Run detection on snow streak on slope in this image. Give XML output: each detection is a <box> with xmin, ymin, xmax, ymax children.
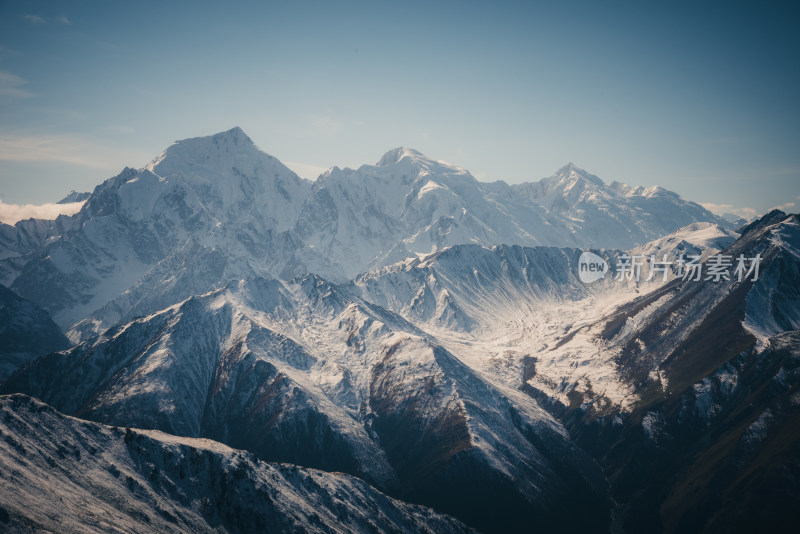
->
<box><xmin>0</xmin><ymin>394</ymin><xmax>473</xmax><ymax>534</ymax></box>
<box><xmin>2</xmin><ymin>274</ymin><xmax>611</xmax><ymax>532</ymax></box>
<box><xmin>630</xmin><ymin>221</ymin><xmax>737</xmax><ymax>261</ymax></box>
<box><xmin>350</xmin><ymin>221</ymin><xmax>747</xmax><ymax>414</ymax></box>
<box><xmin>351</xmin><ymin>243</ymin><xmax>651</xmax><ymax>411</ymax></box>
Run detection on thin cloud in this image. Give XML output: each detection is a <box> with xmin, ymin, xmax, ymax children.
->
<box><xmin>57</xmin><ymin>16</ymin><xmax>71</xmax><ymax>25</ymax></box>
<box><xmin>770</xmin><ymin>196</ymin><xmax>800</xmax><ymax>213</ymax></box>
<box><xmin>0</xmin><ymin>70</ymin><xmax>33</xmax><ymax>98</ymax></box>
<box><xmin>700</xmin><ymin>202</ymin><xmax>758</xmax><ymax>220</ymax></box>
<box><xmin>22</xmin><ymin>14</ymin><xmax>45</xmax><ymax>24</ymax></box>
<box><xmin>0</xmin><ymin>199</ymin><xmax>85</xmax><ymax>225</ymax></box>
<box><xmin>0</xmin><ymin>133</ymin><xmax>150</xmax><ymax>170</ymax></box>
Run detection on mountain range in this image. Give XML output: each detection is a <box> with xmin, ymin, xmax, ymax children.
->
<box><xmin>1</xmin><ymin>127</ymin><xmax>731</xmax><ymax>340</ymax></box>
<box><xmin>0</xmin><ymin>127</ymin><xmax>797</xmax><ymax>533</ymax></box>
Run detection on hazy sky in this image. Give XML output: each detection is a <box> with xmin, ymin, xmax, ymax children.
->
<box><xmin>0</xmin><ymin>0</ymin><xmax>798</xmax><ymax>219</ymax></box>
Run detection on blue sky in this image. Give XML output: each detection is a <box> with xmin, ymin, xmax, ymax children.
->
<box><xmin>0</xmin><ymin>0</ymin><xmax>798</xmax><ymax>220</ymax></box>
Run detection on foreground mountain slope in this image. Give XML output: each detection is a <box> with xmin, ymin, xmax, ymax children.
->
<box><xmin>522</xmin><ymin>211</ymin><xmax>800</xmax><ymax>533</ymax></box>
<box><xmin>596</xmin><ymin>329</ymin><xmax>800</xmax><ymax>534</ymax></box>
<box><xmin>345</xmin><ymin>211</ymin><xmax>799</xmax><ymax>532</ymax></box>
<box><xmin>2</xmin><ymin>275</ymin><xmax>611</xmax><ymax>532</ymax></box>
<box><xmin>0</xmin><ymin>394</ymin><xmax>473</xmax><ymax>533</ymax></box>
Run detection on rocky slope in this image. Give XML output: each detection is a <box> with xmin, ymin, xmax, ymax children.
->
<box><xmin>2</xmin><ymin>274</ymin><xmax>611</xmax><ymax>532</ymax></box>
<box><xmin>0</xmin><ymin>393</ymin><xmax>473</xmax><ymax>533</ymax></box>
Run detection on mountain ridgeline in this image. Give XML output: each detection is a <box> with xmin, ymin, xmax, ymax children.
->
<box><xmin>2</xmin><ymin>127</ymin><xmax>729</xmax><ymax>338</ymax></box>
<box><xmin>1</xmin><ymin>127</ymin><xmax>797</xmax><ymax>533</ymax></box>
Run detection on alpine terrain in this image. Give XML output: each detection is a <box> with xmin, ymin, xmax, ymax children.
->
<box><xmin>1</xmin><ymin>127</ymin><xmax>797</xmax><ymax>533</ymax></box>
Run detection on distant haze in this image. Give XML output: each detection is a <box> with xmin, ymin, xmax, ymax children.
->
<box><xmin>0</xmin><ymin>1</ymin><xmax>797</xmax><ymax>218</ymax></box>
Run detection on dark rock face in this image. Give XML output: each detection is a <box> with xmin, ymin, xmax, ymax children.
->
<box><xmin>0</xmin><ymin>284</ymin><xmax>71</xmax><ymax>379</ymax></box>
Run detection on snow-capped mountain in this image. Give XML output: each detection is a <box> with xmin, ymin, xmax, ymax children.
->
<box><xmin>10</xmin><ymin>128</ymin><xmax>340</xmax><ymax>334</ymax></box>
<box><xmin>297</xmin><ymin>150</ymin><xmax>730</xmax><ymax>278</ymax></box>
<box><xmin>1</xmin><ymin>129</ymin><xmax>730</xmax><ymax>340</ymax></box>
<box><xmin>595</xmin><ymin>211</ymin><xmax>799</xmax><ymax>392</ymax></box>
<box><xmin>0</xmin><ymin>214</ymin><xmax>77</xmax><ymax>286</ymax></box>
<box><xmin>2</xmin><ymin>274</ymin><xmax>611</xmax><ymax>532</ymax></box>
<box><xmin>510</xmin><ymin>163</ymin><xmax>732</xmax><ymax>249</ymax></box>
<box><xmin>294</xmin><ymin>148</ymin><xmax>565</xmax><ymax>276</ymax></box>
<box><xmin>561</xmin><ymin>211</ymin><xmax>800</xmax><ymax>533</ymax></box>
<box><xmin>349</xmin><ymin>210</ymin><xmax>800</xmax><ymax>532</ymax></box>
<box><xmin>57</xmin><ymin>190</ymin><xmax>91</xmax><ymax>204</ymax></box>
<box><xmin>0</xmin><ymin>394</ymin><xmax>473</xmax><ymax>533</ymax></box>
<box><xmin>3</xmin><ymin>127</ymin><xmax>784</xmax><ymax>533</ymax></box>
<box><xmin>629</xmin><ymin>221</ymin><xmax>738</xmax><ymax>261</ymax></box>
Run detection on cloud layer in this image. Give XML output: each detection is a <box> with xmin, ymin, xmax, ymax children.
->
<box><xmin>769</xmin><ymin>196</ymin><xmax>800</xmax><ymax>213</ymax></box>
<box><xmin>0</xmin><ymin>200</ymin><xmax>85</xmax><ymax>225</ymax></box>
<box><xmin>700</xmin><ymin>202</ymin><xmax>759</xmax><ymax>220</ymax></box>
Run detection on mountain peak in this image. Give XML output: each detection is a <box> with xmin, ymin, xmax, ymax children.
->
<box><xmin>171</xmin><ymin>126</ymin><xmax>256</xmax><ymax>153</ymax></box>
<box><xmin>57</xmin><ymin>190</ymin><xmax>90</xmax><ymax>204</ymax></box>
<box><xmin>376</xmin><ymin>147</ymin><xmax>426</xmax><ymax>166</ymax></box>
<box><xmin>554</xmin><ymin>162</ymin><xmax>603</xmax><ymax>182</ymax></box>
<box><xmin>211</xmin><ymin>126</ymin><xmax>253</xmax><ymax>146</ymax></box>
<box><xmin>144</xmin><ymin>127</ymin><xmax>262</xmax><ymax>174</ymax></box>
<box><xmin>557</xmin><ymin>162</ymin><xmax>578</xmax><ymax>173</ymax></box>
<box><xmin>550</xmin><ymin>162</ymin><xmax>605</xmax><ymax>187</ymax></box>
